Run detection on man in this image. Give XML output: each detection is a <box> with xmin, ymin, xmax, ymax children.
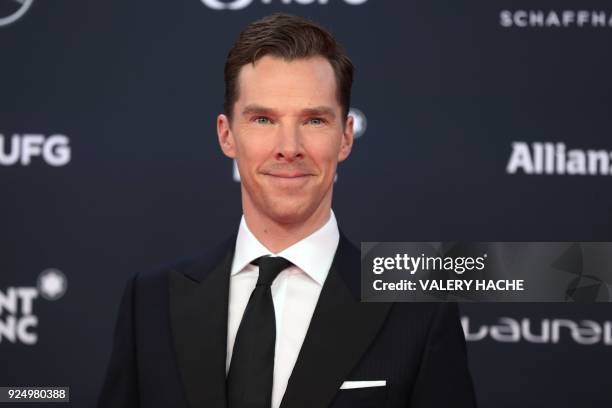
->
<box><xmin>98</xmin><ymin>13</ymin><xmax>476</xmax><ymax>408</ymax></box>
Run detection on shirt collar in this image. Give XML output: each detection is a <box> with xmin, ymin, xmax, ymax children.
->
<box><xmin>231</xmin><ymin>210</ymin><xmax>340</xmax><ymax>286</ymax></box>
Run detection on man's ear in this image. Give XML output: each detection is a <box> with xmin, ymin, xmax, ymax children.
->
<box><xmin>337</xmin><ymin>114</ymin><xmax>354</xmax><ymax>162</ymax></box>
<box><xmin>217</xmin><ymin>114</ymin><xmax>236</xmax><ymax>159</ymax></box>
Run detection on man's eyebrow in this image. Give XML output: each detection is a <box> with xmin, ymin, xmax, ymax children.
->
<box><xmin>241</xmin><ymin>105</ymin><xmax>337</xmax><ymax>119</ymax></box>
<box><xmin>241</xmin><ymin>105</ymin><xmax>278</xmax><ymax>116</ymax></box>
<box><xmin>301</xmin><ymin>106</ymin><xmax>336</xmax><ymax>119</ymax></box>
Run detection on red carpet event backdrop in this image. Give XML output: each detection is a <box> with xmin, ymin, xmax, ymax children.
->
<box><xmin>1</xmin><ymin>0</ymin><xmax>611</xmax><ymax>407</ymax></box>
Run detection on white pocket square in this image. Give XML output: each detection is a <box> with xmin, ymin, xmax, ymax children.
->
<box><xmin>340</xmin><ymin>380</ymin><xmax>386</xmax><ymax>389</ymax></box>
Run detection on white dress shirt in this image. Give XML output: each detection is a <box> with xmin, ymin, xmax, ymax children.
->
<box><xmin>226</xmin><ymin>210</ymin><xmax>340</xmax><ymax>408</ymax></box>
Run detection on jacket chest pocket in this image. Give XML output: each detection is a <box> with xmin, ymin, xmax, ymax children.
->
<box><xmin>330</xmin><ymin>385</ymin><xmax>388</xmax><ymax>408</ymax></box>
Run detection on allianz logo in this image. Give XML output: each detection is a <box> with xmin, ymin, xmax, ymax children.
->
<box><xmin>506</xmin><ymin>142</ymin><xmax>612</xmax><ymax>176</ymax></box>
<box><xmin>462</xmin><ymin>317</ymin><xmax>612</xmax><ymax>346</ymax></box>
<box><xmin>201</xmin><ymin>0</ymin><xmax>367</xmax><ymax>11</ymax></box>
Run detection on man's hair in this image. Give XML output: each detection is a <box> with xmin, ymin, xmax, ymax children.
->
<box><xmin>224</xmin><ymin>13</ymin><xmax>354</xmax><ymax>120</ymax></box>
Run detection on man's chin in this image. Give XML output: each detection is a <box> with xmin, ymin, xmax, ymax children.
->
<box><xmin>263</xmin><ymin>202</ymin><xmax>316</xmax><ymax>226</ymax></box>
<box><xmin>266</xmin><ymin>210</ymin><xmax>309</xmax><ymax>226</ymax></box>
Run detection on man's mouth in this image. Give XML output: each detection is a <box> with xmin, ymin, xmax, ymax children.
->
<box><xmin>265</xmin><ymin>172</ymin><xmax>311</xmax><ymax>178</ymax></box>
<box><xmin>262</xmin><ymin>171</ymin><xmax>314</xmax><ymax>187</ymax></box>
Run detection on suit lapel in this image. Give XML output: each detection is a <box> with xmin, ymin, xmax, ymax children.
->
<box><xmin>169</xmin><ymin>237</ymin><xmax>235</xmax><ymax>408</ymax></box>
<box><xmin>280</xmin><ymin>234</ymin><xmax>392</xmax><ymax>408</ymax></box>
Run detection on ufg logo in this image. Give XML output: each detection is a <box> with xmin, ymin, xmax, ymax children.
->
<box><xmin>201</xmin><ymin>0</ymin><xmax>367</xmax><ymax>11</ymax></box>
<box><xmin>0</xmin><ymin>134</ymin><xmax>71</xmax><ymax>166</ymax></box>
<box><xmin>0</xmin><ymin>269</ymin><xmax>67</xmax><ymax>345</ymax></box>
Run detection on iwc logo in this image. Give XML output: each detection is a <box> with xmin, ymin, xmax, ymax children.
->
<box><xmin>0</xmin><ymin>0</ymin><xmax>34</xmax><ymax>27</ymax></box>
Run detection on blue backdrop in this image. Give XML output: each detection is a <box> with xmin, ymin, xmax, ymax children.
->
<box><xmin>1</xmin><ymin>1</ymin><xmax>611</xmax><ymax>406</ymax></box>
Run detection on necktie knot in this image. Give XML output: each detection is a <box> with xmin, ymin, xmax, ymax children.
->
<box><xmin>252</xmin><ymin>256</ymin><xmax>293</xmax><ymax>287</ymax></box>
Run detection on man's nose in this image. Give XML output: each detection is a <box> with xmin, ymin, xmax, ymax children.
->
<box><xmin>275</xmin><ymin>124</ymin><xmax>304</xmax><ymax>161</ymax></box>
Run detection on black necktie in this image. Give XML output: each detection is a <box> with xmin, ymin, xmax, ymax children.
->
<box><xmin>227</xmin><ymin>256</ymin><xmax>293</xmax><ymax>408</ymax></box>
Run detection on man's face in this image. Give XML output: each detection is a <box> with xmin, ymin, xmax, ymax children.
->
<box><xmin>217</xmin><ymin>55</ymin><xmax>353</xmax><ymax>225</ymax></box>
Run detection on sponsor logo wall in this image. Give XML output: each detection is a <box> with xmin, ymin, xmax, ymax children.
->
<box><xmin>1</xmin><ymin>1</ymin><xmax>611</xmax><ymax>407</ymax></box>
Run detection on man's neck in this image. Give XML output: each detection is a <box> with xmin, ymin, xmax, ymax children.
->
<box><xmin>243</xmin><ymin>205</ymin><xmax>332</xmax><ymax>254</ymax></box>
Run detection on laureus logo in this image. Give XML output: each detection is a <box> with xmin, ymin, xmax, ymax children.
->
<box><xmin>462</xmin><ymin>316</ymin><xmax>612</xmax><ymax>346</ymax></box>
<box><xmin>201</xmin><ymin>0</ymin><xmax>367</xmax><ymax>11</ymax></box>
<box><xmin>0</xmin><ymin>0</ymin><xmax>34</xmax><ymax>27</ymax></box>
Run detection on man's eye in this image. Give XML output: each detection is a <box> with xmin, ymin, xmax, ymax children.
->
<box><xmin>307</xmin><ymin>118</ymin><xmax>326</xmax><ymax>126</ymax></box>
<box><xmin>254</xmin><ymin>117</ymin><xmax>272</xmax><ymax>125</ymax></box>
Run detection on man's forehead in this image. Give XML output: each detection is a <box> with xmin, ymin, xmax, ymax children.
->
<box><xmin>241</xmin><ymin>54</ymin><xmax>335</xmax><ymax>76</ymax></box>
<box><xmin>235</xmin><ymin>55</ymin><xmax>339</xmax><ymax>108</ymax></box>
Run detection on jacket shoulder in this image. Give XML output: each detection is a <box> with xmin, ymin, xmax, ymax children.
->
<box><xmin>133</xmin><ymin>234</ymin><xmax>236</xmax><ymax>292</ymax></box>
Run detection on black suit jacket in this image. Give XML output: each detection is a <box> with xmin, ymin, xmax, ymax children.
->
<box><xmin>98</xmin><ymin>234</ymin><xmax>477</xmax><ymax>408</ymax></box>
